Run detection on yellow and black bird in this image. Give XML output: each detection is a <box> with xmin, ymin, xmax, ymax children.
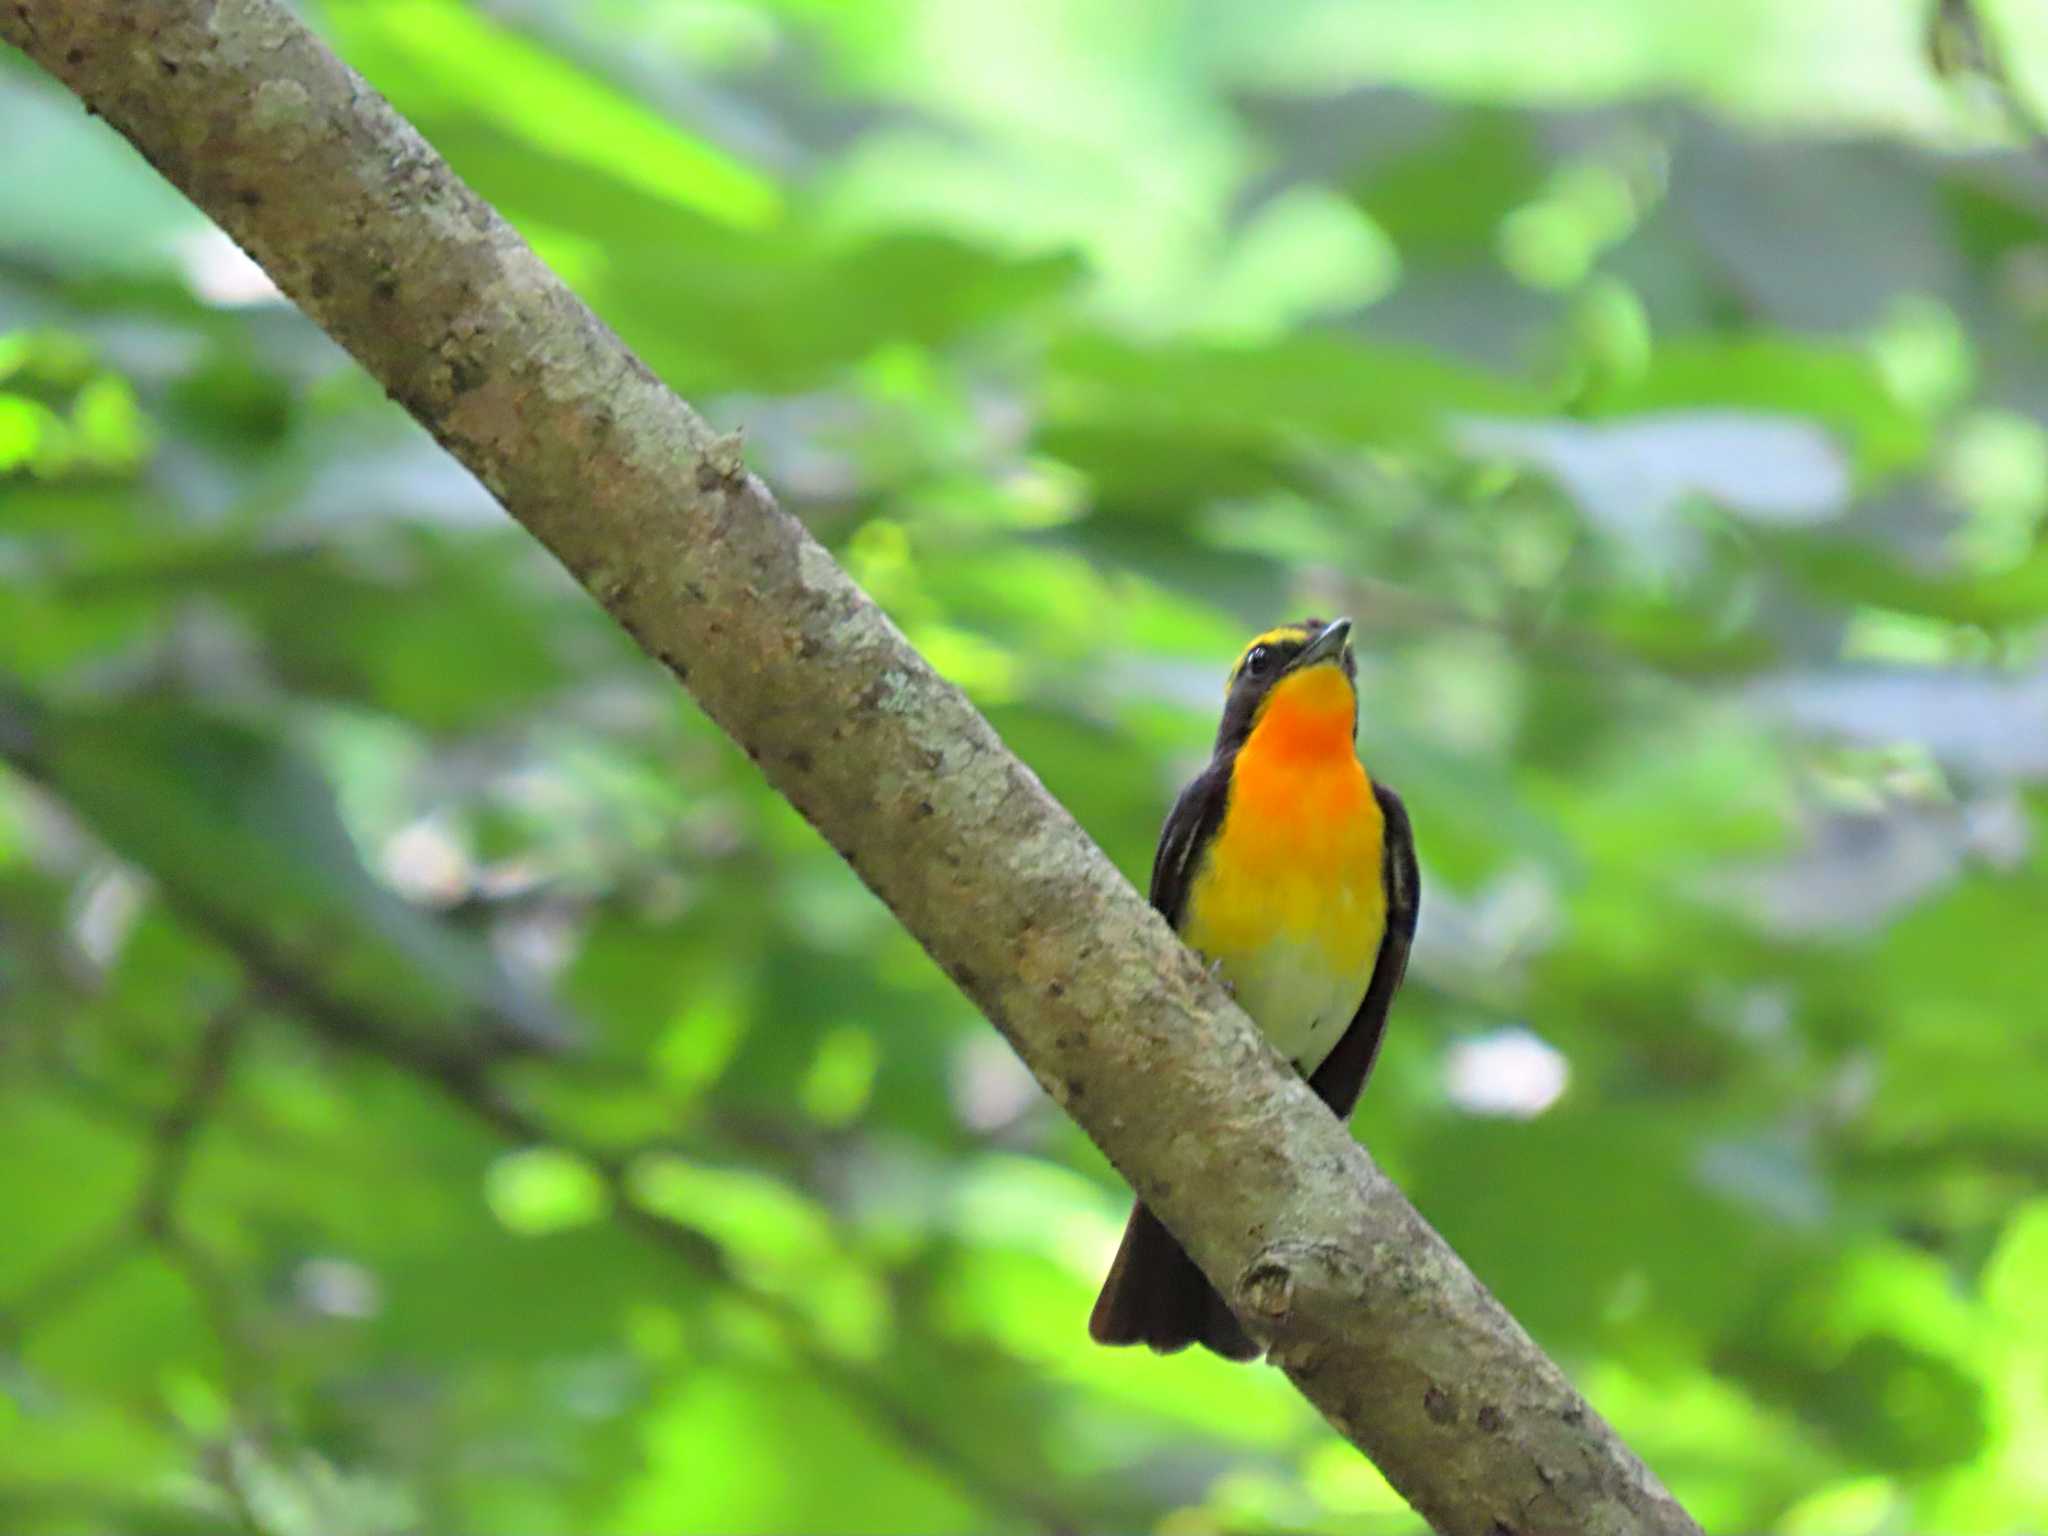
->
<box><xmin>1089</xmin><ymin>617</ymin><xmax>1419</xmax><ymax>1360</ymax></box>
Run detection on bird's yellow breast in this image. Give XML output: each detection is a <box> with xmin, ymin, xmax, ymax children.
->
<box><xmin>1182</xmin><ymin>665</ymin><xmax>1386</xmax><ymax>1070</ymax></box>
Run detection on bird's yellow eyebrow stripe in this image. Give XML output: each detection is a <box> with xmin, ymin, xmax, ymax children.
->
<box><xmin>1227</xmin><ymin>625</ymin><xmax>1312</xmax><ymax>685</ymax></box>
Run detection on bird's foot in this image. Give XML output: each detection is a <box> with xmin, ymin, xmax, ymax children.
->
<box><xmin>1205</xmin><ymin>956</ymin><xmax>1237</xmax><ymax>1000</ymax></box>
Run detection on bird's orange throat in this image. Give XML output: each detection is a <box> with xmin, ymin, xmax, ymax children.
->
<box><xmin>1228</xmin><ymin>663</ymin><xmax>1376</xmax><ymax>850</ymax></box>
<box><xmin>1243</xmin><ymin>664</ymin><xmax>1359</xmax><ymax>764</ymax></box>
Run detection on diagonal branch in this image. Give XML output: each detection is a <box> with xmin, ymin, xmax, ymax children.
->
<box><xmin>0</xmin><ymin>5</ymin><xmax>1700</xmax><ymax>1531</ymax></box>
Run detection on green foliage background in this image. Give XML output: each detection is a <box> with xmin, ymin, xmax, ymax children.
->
<box><xmin>6</xmin><ymin>1</ymin><xmax>2048</xmax><ymax>1531</ymax></box>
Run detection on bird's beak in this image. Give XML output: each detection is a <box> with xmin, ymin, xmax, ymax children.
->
<box><xmin>1292</xmin><ymin>616</ymin><xmax>1353</xmax><ymax>670</ymax></box>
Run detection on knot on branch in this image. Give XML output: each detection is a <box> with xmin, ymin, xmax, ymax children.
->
<box><xmin>1237</xmin><ymin>1258</ymin><xmax>1296</xmax><ymax>1323</ymax></box>
<box><xmin>1237</xmin><ymin>1237</ymin><xmax>1361</xmax><ymax>1328</ymax></box>
<box><xmin>1236</xmin><ymin>1238</ymin><xmax>1372</xmax><ymax>1373</ymax></box>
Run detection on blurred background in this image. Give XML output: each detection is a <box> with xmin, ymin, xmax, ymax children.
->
<box><xmin>5</xmin><ymin>1</ymin><xmax>2048</xmax><ymax>1531</ymax></box>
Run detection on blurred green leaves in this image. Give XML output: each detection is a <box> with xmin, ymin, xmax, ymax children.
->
<box><xmin>12</xmin><ymin>698</ymin><xmax>566</xmax><ymax>1055</ymax></box>
<box><xmin>7</xmin><ymin>0</ymin><xmax>2048</xmax><ymax>1532</ymax></box>
<box><xmin>329</xmin><ymin>0</ymin><xmax>783</xmax><ymax>230</ymax></box>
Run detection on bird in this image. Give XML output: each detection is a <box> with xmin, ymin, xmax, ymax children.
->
<box><xmin>1088</xmin><ymin>616</ymin><xmax>1419</xmax><ymax>1360</ymax></box>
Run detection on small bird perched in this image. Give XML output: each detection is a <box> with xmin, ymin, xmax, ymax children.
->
<box><xmin>1089</xmin><ymin>617</ymin><xmax>1419</xmax><ymax>1360</ymax></box>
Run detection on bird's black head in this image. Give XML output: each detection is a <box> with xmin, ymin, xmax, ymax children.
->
<box><xmin>1214</xmin><ymin>616</ymin><xmax>1357</xmax><ymax>754</ymax></box>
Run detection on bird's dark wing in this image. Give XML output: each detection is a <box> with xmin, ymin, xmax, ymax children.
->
<box><xmin>1306</xmin><ymin>781</ymin><xmax>1419</xmax><ymax>1121</ymax></box>
<box><xmin>1148</xmin><ymin>761</ymin><xmax>1231</xmax><ymax>929</ymax></box>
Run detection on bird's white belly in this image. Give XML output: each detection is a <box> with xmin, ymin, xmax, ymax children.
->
<box><xmin>1217</xmin><ymin>936</ymin><xmax>1373</xmax><ymax>1074</ymax></box>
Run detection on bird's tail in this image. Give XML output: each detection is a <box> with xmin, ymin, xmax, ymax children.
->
<box><xmin>1088</xmin><ymin>1202</ymin><xmax>1259</xmax><ymax>1360</ymax></box>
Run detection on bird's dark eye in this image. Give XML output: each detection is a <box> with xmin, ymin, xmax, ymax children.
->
<box><xmin>1243</xmin><ymin>645</ymin><xmax>1273</xmax><ymax>679</ymax></box>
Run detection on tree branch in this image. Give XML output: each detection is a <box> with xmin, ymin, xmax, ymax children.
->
<box><xmin>0</xmin><ymin>4</ymin><xmax>1700</xmax><ymax>1530</ymax></box>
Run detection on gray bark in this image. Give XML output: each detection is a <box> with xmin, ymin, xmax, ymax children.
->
<box><xmin>0</xmin><ymin>4</ymin><xmax>1702</xmax><ymax>1531</ymax></box>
